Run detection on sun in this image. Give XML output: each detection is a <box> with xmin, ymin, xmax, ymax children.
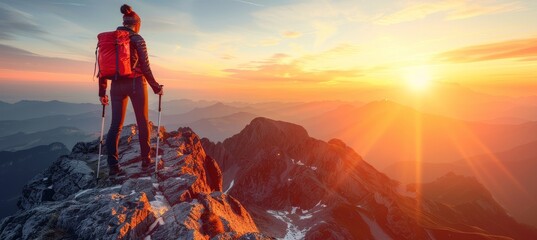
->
<box><xmin>403</xmin><ymin>65</ymin><xmax>432</xmax><ymax>91</ymax></box>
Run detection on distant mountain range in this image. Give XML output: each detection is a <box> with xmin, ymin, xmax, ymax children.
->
<box><xmin>0</xmin><ymin>100</ymin><xmax>163</xmax><ymax>137</ymax></box>
<box><xmin>410</xmin><ymin>172</ymin><xmax>536</xmax><ymax>239</ymax></box>
<box><xmin>384</xmin><ymin>139</ymin><xmax>537</xmax><ymax>227</ymax></box>
<box><xmin>2</xmin><ymin>99</ymin><xmax>536</xmax><ymax>172</ymax></box>
<box><xmin>0</xmin><ymin>127</ymin><xmax>93</xmax><ymax>151</ymax></box>
<box><xmin>164</xmin><ymin>102</ymin><xmax>258</xmax><ymax>128</ymax></box>
<box><xmin>0</xmin><ymin>143</ymin><xmax>69</xmax><ymax>219</ymax></box>
<box><xmin>187</xmin><ymin>112</ymin><xmax>259</xmax><ymax>142</ymax></box>
<box><xmin>0</xmin><ymin>111</ymin><xmax>102</xmax><ymax>137</ymax></box>
<box><xmin>0</xmin><ymin>100</ymin><xmax>99</xmax><ymax>121</ymax></box>
<box><xmin>302</xmin><ymin>100</ymin><xmax>537</xmax><ymax>169</ymax></box>
<box><xmin>156</xmin><ymin>99</ymin><xmax>217</xmax><ymax>115</ymax></box>
<box><xmin>0</xmin><ymin>99</ymin><xmax>223</xmax><ymax>154</ymax></box>
<box><xmin>164</xmin><ymin>100</ymin><xmax>358</xmax><ymax>141</ymax></box>
<box><xmin>3</xmin><ymin>92</ymin><xmax>535</xmax><ymax>148</ymax></box>
<box><xmin>366</xmin><ymin>82</ymin><xmax>537</xmax><ymax>122</ymax></box>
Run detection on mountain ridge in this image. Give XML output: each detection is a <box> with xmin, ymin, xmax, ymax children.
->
<box><xmin>409</xmin><ymin>172</ymin><xmax>537</xmax><ymax>239</ymax></box>
<box><xmin>0</xmin><ymin>126</ymin><xmax>93</xmax><ymax>151</ymax></box>
<box><xmin>384</xmin><ymin>138</ymin><xmax>537</xmax><ymax>227</ymax></box>
<box><xmin>0</xmin><ymin>100</ymin><xmax>99</xmax><ymax>121</ymax></box>
<box><xmin>303</xmin><ymin>99</ymin><xmax>537</xmax><ymax>169</ymax></box>
<box><xmin>203</xmin><ymin>117</ymin><xmax>537</xmax><ymax>239</ymax></box>
<box><xmin>187</xmin><ymin>112</ymin><xmax>259</xmax><ymax>142</ymax></box>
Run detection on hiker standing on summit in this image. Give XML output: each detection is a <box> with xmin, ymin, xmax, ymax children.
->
<box><xmin>98</xmin><ymin>4</ymin><xmax>163</xmax><ymax>176</ymax></box>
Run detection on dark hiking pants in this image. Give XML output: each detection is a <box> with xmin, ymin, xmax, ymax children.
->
<box><xmin>106</xmin><ymin>77</ymin><xmax>151</xmax><ymax>168</ymax></box>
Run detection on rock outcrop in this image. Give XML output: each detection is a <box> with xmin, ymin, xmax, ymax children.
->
<box><xmin>0</xmin><ymin>125</ymin><xmax>271</xmax><ymax>240</ymax></box>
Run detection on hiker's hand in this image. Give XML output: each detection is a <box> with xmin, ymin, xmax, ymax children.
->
<box><xmin>100</xmin><ymin>95</ymin><xmax>109</xmax><ymax>106</ymax></box>
<box><xmin>157</xmin><ymin>85</ymin><xmax>164</xmax><ymax>95</ymax></box>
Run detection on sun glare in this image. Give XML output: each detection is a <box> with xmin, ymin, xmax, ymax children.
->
<box><xmin>403</xmin><ymin>65</ymin><xmax>432</xmax><ymax>91</ymax></box>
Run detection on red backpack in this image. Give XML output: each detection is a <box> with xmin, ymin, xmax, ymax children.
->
<box><xmin>95</xmin><ymin>30</ymin><xmax>134</xmax><ymax>79</ymax></box>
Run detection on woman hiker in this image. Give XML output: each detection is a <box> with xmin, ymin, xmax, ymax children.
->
<box><xmin>99</xmin><ymin>4</ymin><xmax>163</xmax><ymax>177</ymax></box>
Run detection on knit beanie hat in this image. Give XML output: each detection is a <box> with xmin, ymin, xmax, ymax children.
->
<box><xmin>120</xmin><ymin>4</ymin><xmax>141</xmax><ymax>26</ymax></box>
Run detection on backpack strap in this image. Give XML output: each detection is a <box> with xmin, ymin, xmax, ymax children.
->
<box><xmin>128</xmin><ymin>32</ymin><xmax>139</xmax><ymax>71</ymax></box>
<box><xmin>115</xmin><ymin>40</ymin><xmax>119</xmax><ymax>81</ymax></box>
<box><xmin>128</xmin><ymin>32</ymin><xmax>139</xmax><ymax>94</ymax></box>
<box><xmin>93</xmin><ymin>44</ymin><xmax>99</xmax><ymax>80</ymax></box>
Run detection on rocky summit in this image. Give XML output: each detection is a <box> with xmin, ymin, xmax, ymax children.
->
<box><xmin>0</xmin><ymin>125</ymin><xmax>271</xmax><ymax>240</ymax></box>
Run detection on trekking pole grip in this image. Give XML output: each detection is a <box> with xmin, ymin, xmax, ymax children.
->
<box><xmin>101</xmin><ymin>104</ymin><xmax>105</xmax><ymax>118</ymax></box>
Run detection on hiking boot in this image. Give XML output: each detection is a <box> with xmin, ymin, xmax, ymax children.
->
<box><xmin>142</xmin><ymin>158</ymin><xmax>164</xmax><ymax>170</ymax></box>
<box><xmin>141</xmin><ymin>158</ymin><xmax>154</xmax><ymax>170</ymax></box>
<box><xmin>109</xmin><ymin>165</ymin><xmax>126</xmax><ymax>177</ymax></box>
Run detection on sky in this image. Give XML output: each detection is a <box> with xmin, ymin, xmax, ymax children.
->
<box><xmin>0</xmin><ymin>0</ymin><xmax>536</xmax><ymax>103</ymax></box>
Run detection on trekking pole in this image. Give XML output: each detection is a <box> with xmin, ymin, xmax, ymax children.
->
<box><xmin>96</xmin><ymin>104</ymin><xmax>105</xmax><ymax>179</ymax></box>
<box><xmin>155</xmin><ymin>86</ymin><xmax>163</xmax><ymax>174</ymax></box>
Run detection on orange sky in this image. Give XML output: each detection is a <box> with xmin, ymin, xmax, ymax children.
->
<box><xmin>1</xmin><ymin>0</ymin><xmax>536</xmax><ymax>103</ymax></box>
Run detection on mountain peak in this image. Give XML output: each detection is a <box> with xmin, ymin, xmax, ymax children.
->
<box><xmin>213</xmin><ymin>102</ymin><xmax>226</xmax><ymax>107</ymax></box>
<box><xmin>328</xmin><ymin>138</ymin><xmax>348</xmax><ymax>148</ymax></box>
<box><xmin>362</xmin><ymin>99</ymin><xmax>408</xmax><ymax>110</ymax></box>
<box><xmin>410</xmin><ymin>172</ymin><xmax>497</xmax><ymax>207</ymax></box>
<box><xmin>245</xmin><ymin>117</ymin><xmax>309</xmax><ymax>140</ymax></box>
<box><xmin>218</xmin><ymin>117</ymin><xmax>310</xmax><ymax>161</ymax></box>
<box><xmin>47</xmin><ymin>142</ymin><xmax>67</xmax><ymax>151</ymax></box>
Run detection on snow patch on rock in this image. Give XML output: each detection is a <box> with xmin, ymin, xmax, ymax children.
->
<box><xmin>150</xmin><ymin>191</ymin><xmax>170</xmax><ymax>219</ymax></box>
<box><xmin>267</xmin><ymin>202</ymin><xmax>328</xmax><ymax>239</ymax></box>
<box><xmin>291</xmin><ymin>158</ymin><xmax>317</xmax><ymax>171</ymax></box>
<box><xmin>267</xmin><ymin>210</ymin><xmax>311</xmax><ymax>240</ymax></box>
<box><xmin>358</xmin><ymin>212</ymin><xmax>393</xmax><ymax>240</ymax></box>
<box><xmin>225</xmin><ymin>179</ymin><xmax>235</xmax><ymax>194</ymax></box>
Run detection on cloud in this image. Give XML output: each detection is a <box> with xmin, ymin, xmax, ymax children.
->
<box><xmin>50</xmin><ymin>2</ymin><xmax>86</xmax><ymax>7</ymax></box>
<box><xmin>0</xmin><ymin>2</ymin><xmax>96</xmax><ymax>58</ymax></box>
<box><xmin>295</xmin><ymin>43</ymin><xmax>360</xmax><ymax>68</ymax></box>
<box><xmin>0</xmin><ymin>3</ymin><xmax>45</xmax><ymax>40</ymax></box>
<box><xmin>0</xmin><ymin>44</ymin><xmax>92</xmax><ymax>74</ymax></box>
<box><xmin>258</xmin><ymin>38</ymin><xmax>281</xmax><ymax>46</ymax></box>
<box><xmin>230</xmin><ymin>0</ymin><xmax>265</xmax><ymax>7</ymax></box>
<box><xmin>436</xmin><ymin>37</ymin><xmax>537</xmax><ymax>63</ymax></box>
<box><xmin>224</xmin><ymin>45</ymin><xmax>362</xmax><ymax>83</ymax></box>
<box><xmin>251</xmin><ymin>1</ymin><xmax>342</xmax><ymax>46</ymax></box>
<box><xmin>312</xmin><ymin>21</ymin><xmax>338</xmax><ymax>47</ymax></box>
<box><xmin>446</xmin><ymin>1</ymin><xmax>523</xmax><ymax>20</ymax></box>
<box><xmin>282</xmin><ymin>31</ymin><xmax>302</xmax><ymax>38</ymax></box>
<box><xmin>0</xmin><ymin>43</ymin><xmax>224</xmax><ymax>89</ymax></box>
<box><xmin>375</xmin><ymin>0</ymin><xmax>524</xmax><ymax>25</ymax></box>
<box><xmin>143</xmin><ymin>13</ymin><xmax>198</xmax><ymax>34</ymax></box>
<box><xmin>254</xmin><ymin>32</ymin><xmax>301</xmax><ymax>48</ymax></box>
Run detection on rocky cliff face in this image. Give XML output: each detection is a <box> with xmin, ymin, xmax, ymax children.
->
<box><xmin>0</xmin><ymin>125</ymin><xmax>270</xmax><ymax>240</ymax></box>
<box><xmin>203</xmin><ymin>117</ymin><xmax>537</xmax><ymax>240</ymax></box>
